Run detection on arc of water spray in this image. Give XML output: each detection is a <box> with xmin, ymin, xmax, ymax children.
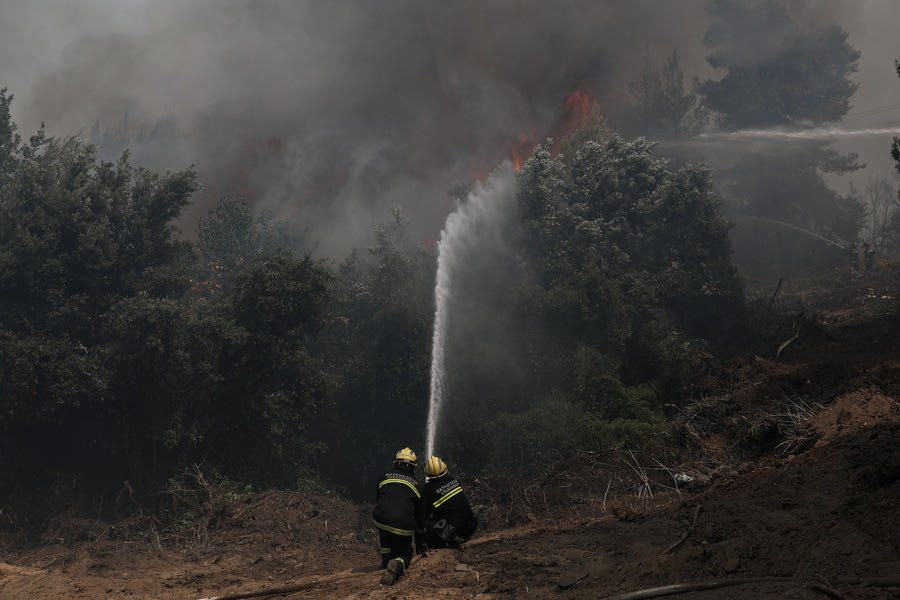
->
<box><xmin>700</xmin><ymin>127</ymin><xmax>900</xmax><ymax>141</ymax></box>
<box><xmin>737</xmin><ymin>215</ymin><xmax>845</xmax><ymax>249</ymax></box>
<box><xmin>425</xmin><ymin>165</ymin><xmax>517</xmax><ymax>459</ymax></box>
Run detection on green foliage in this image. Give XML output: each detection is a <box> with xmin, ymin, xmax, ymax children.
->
<box><xmin>0</xmin><ymin>94</ymin><xmax>332</xmax><ymax>498</ymax></box>
<box><xmin>318</xmin><ymin>206</ymin><xmax>433</xmax><ymax>498</ymax></box>
<box><xmin>576</xmin><ymin>414</ymin><xmax>665</xmax><ymax>455</ymax></box>
<box><xmin>694</xmin><ymin>3</ymin><xmax>864</xmax><ymax>273</ymax></box>
<box><xmin>436</xmin><ymin>121</ymin><xmax>744</xmax><ymax>477</ymax></box>
<box><xmin>517</xmin><ymin>129</ymin><xmax>742</xmax><ymax>376</ymax></box>
<box><xmin>530</xmin><ymin>135</ymin><xmax>735</xmax><ymax>398</ymax></box>
<box><xmin>700</xmin><ymin>0</ymin><xmax>859</xmax><ymax>129</ymax></box>
<box><xmin>484</xmin><ymin>391</ymin><xmax>665</xmax><ymax>477</ymax></box>
<box><xmin>0</xmin><ymin>135</ymin><xmax>197</xmax><ymax>338</ymax></box>
<box><xmin>231</xmin><ymin>252</ymin><xmax>332</xmax><ymax>338</ymax></box>
<box><xmin>197</xmin><ymin>196</ymin><xmax>260</xmax><ymax>268</ymax></box>
<box><xmin>97</xmin><ymin>294</ymin><xmax>206</xmax><ymax>480</ymax></box>
<box><xmin>0</xmin><ymin>92</ymin><xmax>198</xmax><ymax>495</ymax></box>
<box><xmin>0</xmin><ymin>84</ymin><xmax>768</xmax><ymax>511</ymax></box>
<box><xmin>192</xmin><ymin>195</ymin><xmax>311</xmax><ymax>301</ymax></box>
<box><xmin>619</xmin><ymin>51</ymin><xmax>709</xmax><ymax>139</ymax></box>
<box><xmin>487</xmin><ymin>396</ymin><xmax>581</xmax><ymax>473</ymax></box>
<box><xmin>0</xmin><ymin>89</ymin><xmax>21</xmax><ymax>186</ymax></box>
<box><xmin>202</xmin><ymin>252</ymin><xmax>335</xmax><ymax>486</ymax></box>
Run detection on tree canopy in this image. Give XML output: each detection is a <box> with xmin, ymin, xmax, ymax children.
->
<box><xmin>437</xmin><ymin>124</ymin><xmax>745</xmax><ymax>475</ymax></box>
<box><xmin>0</xmin><ymin>87</ymin><xmax>199</xmax><ymax>493</ymax></box>
<box><xmin>699</xmin><ymin>0</ymin><xmax>860</xmax><ymax>129</ymax></box>
<box><xmin>0</xmin><ymin>87</ymin><xmax>765</xmax><ymax>513</ymax></box>
<box><xmin>617</xmin><ymin>51</ymin><xmax>709</xmax><ymax>140</ymax></box>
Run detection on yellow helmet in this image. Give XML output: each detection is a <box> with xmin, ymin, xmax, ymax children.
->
<box><xmin>424</xmin><ymin>456</ymin><xmax>448</xmax><ymax>478</ymax></box>
<box><xmin>394</xmin><ymin>447</ymin><xmax>417</xmax><ymax>467</ymax></box>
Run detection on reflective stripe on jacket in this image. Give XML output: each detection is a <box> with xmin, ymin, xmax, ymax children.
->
<box><xmin>372</xmin><ymin>469</ymin><xmax>424</xmax><ymax>535</ymax></box>
<box><xmin>424</xmin><ymin>476</ymin><xmax>478</xmax><ymax>540</ymax></box>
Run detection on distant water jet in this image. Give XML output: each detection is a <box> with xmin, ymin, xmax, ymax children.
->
<box><xmin>736</xmin><ymin>215</ymin><xmax>845</xmax><ymax>249</ymax></box>
<box><xmin>425</xmin><ymin>164</ymin><xmax>517</xmax><ymax>459</ymax></box>
<box><xmin>699</xmin><ymin>126</ymin><xmax>900</xmax><ymax>141</ymax></box>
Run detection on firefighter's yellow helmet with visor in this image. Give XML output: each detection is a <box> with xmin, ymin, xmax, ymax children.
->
<box><xmin>394</xmin><ymin>447</ymin><xmax>417</xmax><ymax>467</ymax></box>
<box><xmin>424</xmin><ymin>456</ymin><xmax>448</xmax><ymax>478</ymax></box>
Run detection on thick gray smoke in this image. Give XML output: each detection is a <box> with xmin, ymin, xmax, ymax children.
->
<box><xmin>1</xmin><ymin>0</ymin><xmax>898</xmax><ymax>257</ymax></box>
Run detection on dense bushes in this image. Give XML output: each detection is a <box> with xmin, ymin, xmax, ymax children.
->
<box><xmin>435</xmin><ymin>125</ymin><xmax>744</xmax><ymax>476</ymax></box>
<box><xmin>1</xmin><ymin>88</ymin><xmax>748</xmax><ymax>508</ymax></box>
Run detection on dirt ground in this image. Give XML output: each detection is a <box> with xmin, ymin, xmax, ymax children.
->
<box><xmin>1</xmin><ymin>267</ymin><xmax>899</xmax><ymax>600</ymax></box>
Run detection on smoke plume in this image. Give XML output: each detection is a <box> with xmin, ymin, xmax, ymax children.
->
<box><xmin>1</xmin><ymin>1</ymin><xmax>897</xmax><ymax>257</ymax></box>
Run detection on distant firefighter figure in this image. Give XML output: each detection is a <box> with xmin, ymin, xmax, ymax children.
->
<box><xmin>848</xmin><ymin>241</ymin><xmax>860</xmax><ymax>274</ymax></box>
<box><xmin>863</xmin><ymin>241</ymin><xmax>876</xmax><ymax>273</ymax></box>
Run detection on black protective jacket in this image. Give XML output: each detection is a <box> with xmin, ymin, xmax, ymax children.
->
<box><xmin>372</xmin><ymin>466</ymin><xmax>424</xmax><ymax>537</ymax></box>
<box><xmin>423</xmin><ymin>475</ymin><xmax>477</xmax><ymax>541</ymax></box>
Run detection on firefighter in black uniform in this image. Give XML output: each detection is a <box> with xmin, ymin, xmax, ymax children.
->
<box><xmin>864</xmin><ymin>241</ymin><xmax>876</xmax><ymax>273</ymax></box>
<box><xmin>372</xmin><ymin>447</ymin><xmax>425</xmax><ymax>585</ymax></box>
<box><xmin>422</xmin><ymin>456</ymin><xmax>478</xmax><ymax>549</ymax></box>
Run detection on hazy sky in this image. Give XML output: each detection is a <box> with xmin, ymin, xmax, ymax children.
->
<box><xmin>1</xmin><ymin>0</ymin><xmax>899</xmax><ymax>255</ymax></box>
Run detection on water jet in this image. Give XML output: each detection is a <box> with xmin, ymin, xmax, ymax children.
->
<box><xmin>425</xmin><ymin>164</ymin><xmax>517</xmax><ymax>458</ymax></box>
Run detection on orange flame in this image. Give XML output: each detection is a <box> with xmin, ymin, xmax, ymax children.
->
<box><xmin>511</xmin><ymin>127</ymin><xmax>538</xmax><ymax>171</ymax></box>
<box><xmin>508</xmin><ymin>86</ymin><xmax>599</xmax><ymax>171</ymax></box>
<box><xmin>564</xmin><ymin>86</ymin><xmax>596</xmax><ymax>118</ymax></box>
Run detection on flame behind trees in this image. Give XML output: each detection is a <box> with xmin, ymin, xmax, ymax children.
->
<box><xmin>510</xmin><ymin>85</ymin><xmax>601</xmax><ymax>171</ymax></box>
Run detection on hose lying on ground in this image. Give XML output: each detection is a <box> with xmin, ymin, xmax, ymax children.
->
<box><xmin>598</xmin><ymin>576</ymin><xmax>900</xmax><ymax>600</ymax></box>
<box><xmin>194</xmin><ymin>554</ymin><xmax>424</xmax><ymax>600</ymax></box>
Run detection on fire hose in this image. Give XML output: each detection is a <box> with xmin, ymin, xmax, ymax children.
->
<box><xmin>598</xmin><ymin>576</ymin><xmax>900</xmax><ymax>600</ymax></box>
<box><xmin>194</xmin><ymin>554</ymin><xmax>424</xmax><ymax>600</ymax></box>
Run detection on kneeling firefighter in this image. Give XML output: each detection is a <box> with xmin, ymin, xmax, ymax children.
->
<box><xmin>372</xmin><ymin>447</ymin><xmax>426</xmax><ymax>585</ymax></box>
<box><xmin>423</xmin><ymin>456</ymin><xmax>478</xmax><ymax>549</ymax></box>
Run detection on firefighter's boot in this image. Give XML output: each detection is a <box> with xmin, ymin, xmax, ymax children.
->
<box><xmin>381</xmin><ymin>558</ymin><xmax>403</xmax><ymax>585</ymax></box>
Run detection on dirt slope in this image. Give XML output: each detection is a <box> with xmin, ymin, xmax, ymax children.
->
<box><xmin>1</xmin><ymin>269</ymin><xmax>899</xmax><ymax>600</ymax></box>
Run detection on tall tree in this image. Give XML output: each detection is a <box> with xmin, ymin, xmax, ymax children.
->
<box><xmin>201</xmin><ymin>252</ymin><xmax>335</xmax><ymax>486</ymax></box>
<box><xmin>619</xmin><ymin>50</ymin><xmax>709</xmax><ymax>139</ymax></box>
<box><xmin>319</xmin><ymin>207</ymin><xmax>433</xmax><ymax>497</ymax></box>
<box><xmin>0</xmin><ymin>89</ymin><xmax>198</xmax><ymax>495</ymax></box>
<box><xmin>193</xmin><ymin>195</ymin><xmax>311</xmax><ymax>302</ymax></box>
<box><xmin>699</xmin><ymin>0</ymin><xmax>860</xmax><ymax>129</ymax></box>
<box><xmin>442</xmin><ymin>122</ymin><xmax>745</xmax><ymax>475</ymax></box>
<box><xmin>696</xmin><ymin>1</ymin><xmax>864</xmax><ymax>274</ymax></box>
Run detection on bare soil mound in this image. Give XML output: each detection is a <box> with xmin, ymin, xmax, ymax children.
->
<box><xmin>1</xmin><ymin>269</ymin><xmax>899</xmax><ymax>599</ymax></box>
